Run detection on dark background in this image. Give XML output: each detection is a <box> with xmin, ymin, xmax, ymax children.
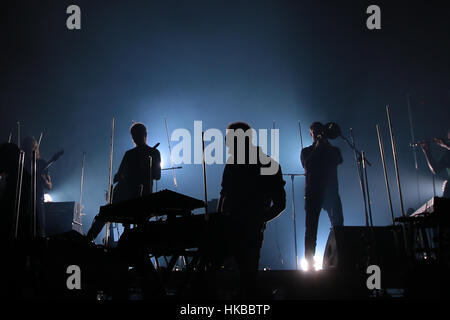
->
<box><xmin>1</xmin><ymin>0</ymin><xmax>449</xmax><ymax>269</ymax></box>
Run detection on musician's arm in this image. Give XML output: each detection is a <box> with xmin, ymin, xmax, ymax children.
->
<box><xmin>435</xmin><ymin>138</ymin><xmax>450</xmax><ymax>151</ymax></box>
<box><xmin>114</xmin><ymin>152</ymin><xmax>129</xmax><ymax>183</ymax></box>
<box><xmin>263</xmin><ymin>169</ymin><xmax>287</xmax><ymax>222</ymax></box>
<box><xmin>421</xmin><ymin>144</ymin><xmax>443</xmax><ymax>175</ymax></box>
<box><xmin>42</xmin><ymin>173</ymin><xmax>52</xmax><ymax>190</ymax></box>
<box><xmin>153</xmin><ymin>150</ymin><xmax>162</xmax><ymax>180</ymax></box>
<box><xmin>263</xmin><ymin>188</ymin><xmax>286</xmax><ymax>223</ymax></box>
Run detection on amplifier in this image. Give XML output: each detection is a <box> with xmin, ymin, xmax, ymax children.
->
<box><xmin>323</xmin><ymin>226</ymin><xmax>407</xmax><ymax>272</ymax></box>
<box><xmin>43</xmin><ymin>201</ymin><xmax>84</xmax><ymax>236</ymax></box>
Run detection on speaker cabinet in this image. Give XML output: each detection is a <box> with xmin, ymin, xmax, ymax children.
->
<box><xmin>43</xmin><ymin>201</ymin><xmax>84</xmax><ymax>236</ymax></box>
<box><xmin>323</xmin><ymin>226</ymin><xmax>406</xmax><ymax>272</ymax></box>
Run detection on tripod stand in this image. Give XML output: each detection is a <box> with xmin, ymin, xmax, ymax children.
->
<box><xmin>282</xmin><ymin>173</ymin><xmax>305</xmax><ymax>270</ymax></box>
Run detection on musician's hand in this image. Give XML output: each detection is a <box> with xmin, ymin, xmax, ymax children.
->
<box><xmin>41</xmin><ymin>173</ymin><xmax>52</xmax><ymax>190</ymax></box>
<box><xmin>434</xmin><ymin>138</ymin><xmax>450</xmax><ymax>150</ymax></box>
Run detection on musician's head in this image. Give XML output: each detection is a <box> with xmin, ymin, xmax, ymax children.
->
<box><xmin>130</xmin><ymin>122</ymin><xmax>147</xmax><ymax>146</ymax></box>
<box><xmin>21</xmin><ymin>136</ymin><xmax>40</xmax><ymax>157</ymax></box>
<box><xmin>310</xmin><ymin>122</ymin><xmax>325</xmax><ymax>142</ymax></box>
<box><xmin>226</xmin><ymin>122</ymin><xmax>257</xmax><ymax>163</ymax></box>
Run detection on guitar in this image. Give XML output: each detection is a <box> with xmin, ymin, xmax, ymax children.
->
<box><xmin>42</xmin><ymin>149</ymin><xmax>64</xmax><ymax>171</ymax></box>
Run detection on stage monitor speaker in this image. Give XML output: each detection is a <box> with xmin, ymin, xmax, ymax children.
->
<box><xmin>43</xmin><ymin>201</ymin><xmax>84</xmax><ymax>236</ymax></box>
<box><xmin>323</xmin><ymin>226</ymin><xmax>406</xmax><ymax>272</ymax></box>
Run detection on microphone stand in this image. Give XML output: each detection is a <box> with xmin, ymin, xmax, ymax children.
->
<box><xmin>282</xmin><ymin>173</ymin><xmax>305</xmax><ymax>271</ymax></box>
<box><xmin>339</xmin><ymin>133</ymin><xmax>373</xmax><ymax>226</ymax></box>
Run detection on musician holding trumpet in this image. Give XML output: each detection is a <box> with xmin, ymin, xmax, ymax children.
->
<box><xmin>419</xmin><ymin>128</ymin><xmax>450</xmax><ymax>198</ymax></box>
<box><xmin>301</xmin><ymin>122</ymin><xmax>344</xmax><ymax>270</ymax></box>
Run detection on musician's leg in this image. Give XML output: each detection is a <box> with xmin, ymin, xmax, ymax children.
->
<box><xmin>304</xmin><ymin>196</ymin><xmax>321</xmax><ymax>270</ymax></box>
<box><xmin>325</xmin><ymin>193</ymin><xmax>344</xmax><ymax>227</ymax></box>
<box><xmin>234</xmin><ymin>225</ymin><xmax>263</xmax><ymax>299</ymax></box>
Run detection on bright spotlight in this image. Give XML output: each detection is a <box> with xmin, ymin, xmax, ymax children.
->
<box><xmin>314</xmin><ymin>255</ymin><xmax>323</xmax><ymax>271</ymax></box>
<box><xmin>44</xmin><ymin>193</ymin><xmax>53</xmax><ymax>202</ymax></box>
<box><xmin>300</xmin><ymin>258</ymin><xmax>309</xmax><ymax>271</ymax></box>
<box><xmin>300</xmin><ymin>255</ymin><xmax>323</xmax><ymax>271</ymax></box>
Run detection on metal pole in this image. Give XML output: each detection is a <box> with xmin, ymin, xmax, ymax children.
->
<box><xmin>201</xmin><ymin>131</ymin><xmax>209</xmax><ymax>220</ymax></box>
<box><xmin>79</xmin><ymin>152</ymin><xmax>86</xmax><ymax>206</ymax></box>
<box><xmin>362</xmin><ymin>151</ymin><xmax>373</xmax><ymax>227</ymax></box>
<box><xmin>291</xmin><ymin>175</ymin><xmax>298</xmax><ymax>270</ymax></box>
<box><xmin>283</xmin><ymin>173</ymin><xmax>304</xmax><ymax>270</ymax></box>
<box><xmin>298</xmin><ymin>121</ymin><xmax>304</xmax><ymax>150</ymax></box>
<box><xmin>31</xmin><ymin>150</ymin><xmax>37</xmax><ymax>238</ymax></box>
<box><xmin>13</xmin><ymin>151</ymin><xmax>25</xmax><ymax>239</ymax></box>
<box><xmin>386</xmin><ymin>105</ymin><xmax>406</xmax><ymax>217</ymax></box>
<box><xmin>376</xmin><ymin>125</ymin><xmax>395</xmax><ymax>225</ymax></box>
<box><xmin>37</xmin><ymin>132</ymin><xmax>43</xmax><ymax>149</ymax></box>
<box><xmin>104</xmin><ymin>117</ymin><xmax>115</xmax><ymax>246</ymax></box>
<box><xmin>8</xmin><ymin>132</ymin><xmax>12</xmax><ymax>143</ymax></box>
<box><xmin>273</xmin><ymin>120</ymin><xmax>285</xmax><ymax>266</ymax></box>
<box><xmin>406</xmin><ymin>94</ymin><xmax>420</xmax><ymax>204</ymax></box>
<box><xmin>164</xmin><ymin>118</ymin><xmax>178</xmax><ymax>188</ymax></box>
<box><xmin>350</xmin><ymin>128</ymin><xmax>369</xmax><ymax>227</ymax></box>
<box><xmin>432</xmin><ymin>174</ymin><xmax>436</xmax><ymax>197</ymax></box>
<box><xmin>17</xmin><ymin>122</ymin><xmax>20</xmax><ymax>148</ymax></box>
<box><xmin>149</xmin><ymin>155</ymin><xmax>153</xmax><ymax>194</ymax></box>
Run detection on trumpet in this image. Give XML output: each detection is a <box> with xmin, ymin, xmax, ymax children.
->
<box><xmin>410</xmin><ymin>138</ymin><xmax>450</xmax><ymax>148</ymax></box>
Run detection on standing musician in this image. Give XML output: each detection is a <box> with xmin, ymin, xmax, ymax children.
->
<box><xmin>420</xmin><ymin>128</ymin><xmax>450</xmax><ymax>198</ymax></box>
<box><xmin>87</xmin><ymin>122</ymin><xmax>161</xmax><ymax>242</ymax></box>
<box><xmin>301</xmin><ymin>122</ymin><xmax>344</xmax><ymax>270</ymax></box>
<box><xmin>218</xmin><ymin>121</ymin><xmax>286</xmax><ymax>298</ymax></box>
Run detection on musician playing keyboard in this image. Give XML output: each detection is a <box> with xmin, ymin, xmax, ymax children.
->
<box><xmin>218</xmin><ymin>121</ymin><xmax>286</xmax><ymax>299</ymax></box>
<box><xmin>87</xmin><ymin>122</ymin><xmax>161</xmax><ymax>242</ymax></box>
<box><xmin>420</xmin><ymin>128</ymin><xmax>450</xmax><ymax>198</ymax></box>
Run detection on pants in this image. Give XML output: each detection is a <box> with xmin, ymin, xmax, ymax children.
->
<box><xmin>304</xmin><ymin>192</ymin><xmax>343</xmax><ymax>262</ymax></box>
<box><xmin>232</xmin><ymin>224</ymin><xmax>264</xmax><ymax>298</ymax></box>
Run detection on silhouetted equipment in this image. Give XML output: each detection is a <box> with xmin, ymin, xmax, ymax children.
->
<box><xmin>283</xmin><ymin>173</ymin><xmax>305</xmax><ymax>270</ymax></box>
<box><xmin>376</xmin><ymin>124</ymin><xmax>395</xmax><ymax>225</ymax></box>
<box><xmin>119</xmin><ymin>212</ymin><xmax>229</xmax><ymax>255</ymax></box>
<box><xmin>96</xmin><ymin>189</ymin><xmax>205</xmax><ymax>224</ymax></box>
<box><xmin>323</xmin><ymin>226</ymin><xmax>407</xmax><ymax>272</ymax></box>
<box><xmin>117</xmin><ymin>211</ymin><xmax>233</xmax><ymax>295</ymax></box>
<box><xmin>409</xmin><ymin>196</ymin><xmax>450</xmax><ymax>219</ymax></box>
<box><xmin>43</xmin><ymin>202</ymin><xmax>84</xmax><ymax>236</ymax></box>
<box><xmin>395</xmin><ymin>197</ymin><xmax>450</xmax><ymax>266</ymax></box>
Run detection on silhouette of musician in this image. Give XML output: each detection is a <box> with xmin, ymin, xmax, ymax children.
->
<box><xmin>301</xmin><ymin>122</ymin><xmax>344</xmax><ymax>270</ymax></box>
<box><xmin>87</xmin><ymin>122</ymin><xmax>161</xmax><ymax>242</ymax></box>
<box><xmin>218</xmin><ymin>122</ymin><xmax>286</xmax><ymax>298</ymax></box>
<box><xmin>420</xmin><ymin>128</ymin><xmax>450</xmax><ymax>198</ymax></box>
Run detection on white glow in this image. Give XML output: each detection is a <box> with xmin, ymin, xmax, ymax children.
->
<box><xmin>44</xmin><ymin>193</ymin><xmax>53</xmax><ymax>202</ymax></box>
<box><xmin>300</xmin><ymin>255</ymin><xmax>323</xmax><ymax>271</ymax></box>
<box><xmin>300</xmin><ymin>258</ymin><xmax>309</xmax><ymax>271</ymax></box>
<box><xmin>314</xmin><ymin>255</ymin><xmax>323</xmax><ymax>271</ymax></box>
